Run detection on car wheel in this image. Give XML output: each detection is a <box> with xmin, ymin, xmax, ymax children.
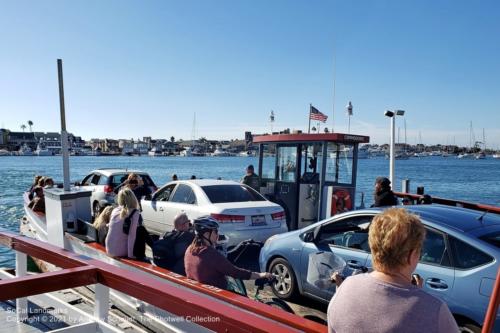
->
<box><xmin>92</xmin><ymin>202</ymin><xmax>101</xmax><ymax>220</ymax></box>
<box><xmin>458</xmin><ymin>322</ymin><xmax>481</xmax><ymax>333</ymax></box>
<box><xmin>269</xmin><ymin>258</ymin><xmax>297</xmax><ymax>300</ymax></box>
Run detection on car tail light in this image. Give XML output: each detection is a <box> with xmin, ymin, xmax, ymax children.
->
<box><xmin>210</xmin><ymin>213</ymin><xmax>245</xmax><ymax>223</ymax></box>
<box><xmin>104</xmin><ymin>185</ymin><xmax>114</xmax><ymax>194</ymax></box>
<box><xmin>271</xmin><ymin>211</ymin><xmax>286</xmax><ymax>220</ymax></box>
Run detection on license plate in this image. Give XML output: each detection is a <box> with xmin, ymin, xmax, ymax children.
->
<box><xmin>251</xmin><ymin>215</ymin><xmax>267</xmax><ymax>226</ymax></box>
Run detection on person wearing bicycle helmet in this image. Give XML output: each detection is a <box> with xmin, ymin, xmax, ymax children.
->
<box><xmin>184</xmin><ymin>216</ymin><xmax>272</xmax><ymax>290</ymax></box>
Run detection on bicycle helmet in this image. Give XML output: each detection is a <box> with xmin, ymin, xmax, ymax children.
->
<box><xmin>193</xmin><ymin>216</ymin><xmax>219</xmax><ymax>235</ymax></box>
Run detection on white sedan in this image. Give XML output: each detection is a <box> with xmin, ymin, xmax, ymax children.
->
<box><xmin>141</xmin><ymin>179</ymin><xmax>288</xmax><ymax>248</ymax></box>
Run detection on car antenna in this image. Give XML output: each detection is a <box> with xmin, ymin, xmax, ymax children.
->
<box><xmin>476</xmin><ymin>210</ymin><xmax>488</xmax><ymax>224</ymax></box>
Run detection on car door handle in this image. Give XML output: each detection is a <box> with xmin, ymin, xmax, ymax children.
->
<box><xmin>347</xmin><ymin>260</ymin><xmax>362</xmax><ymax>269</ymax></box>
<box><xmin>425</xmin><ymin>278</ymin><xmax>448</xmax><ymax>290</ymax></box>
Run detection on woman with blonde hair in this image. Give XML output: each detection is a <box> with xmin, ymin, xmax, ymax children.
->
<box><xmin>93</xmin><ymin>206</ymin><xmax>114</xmax><ymax>246</ymax></box>
<box><xmin>105</xmin><ymin>189</ymin><xmax>152</xmax><ymax>260</ymax></box>
<box><xmin>327</xmin><ymin>208</ymin><xmax>458</xmax><ymax>333</ymax></box>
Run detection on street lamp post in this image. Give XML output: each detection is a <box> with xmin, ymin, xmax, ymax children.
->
<box><xmin>384</xmin><ymin>109</ymin><xmax>405</xmax><ymax>189</ymax></box>
<box><xmin>346</xmin><ymin>101</ymin><xmax>353</xmax><ymax>133</ymax></box>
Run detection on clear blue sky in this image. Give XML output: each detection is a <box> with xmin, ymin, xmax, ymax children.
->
<box><xmin>1</xmin><ymin>0</ymin><xmax>499</xmax><ymax>147</ymax></box>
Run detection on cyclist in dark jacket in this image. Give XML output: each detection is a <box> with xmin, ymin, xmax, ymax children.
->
<box><xmin>184</xmin><ymin>216</ymin><xmax>271</xmax><ymax>290</ymax></box>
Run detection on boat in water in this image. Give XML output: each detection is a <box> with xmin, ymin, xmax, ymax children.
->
<box><xmin>475</xmin><ymin>151</ymin><xmax>486</xmax><ymax>159</ymax></box>
<box><xmin>35</xmin><ymin>143</ymin><xmax>52</xmax><ymax>156</ymax></box>
<box><xmin>458</xmin><ymin>152</ymin><xmax>474</xmax><ymax>159</ymax></box>
<box><xmin>147</xmin><ymin>146</ymin><xmax>163</xmax><ymax>156</ymax></box>
<box><xmin>17</xmin><ymin>143</ymin><xmax>33</xmax><ymax>156</ymax></box>
<box><xmin>0</xmin><ymin>149</ymin><xmax>10</xmax><ymax>156</ymax></box>
<box><xmin>211</xmin><ymin>147</ymin><xmax>231</xmax><ymax>157</ymax></box>
<box><xmin>238</xmin><ymin>150</ymin><xmax>257</xmax><ymax>157</ymax></box>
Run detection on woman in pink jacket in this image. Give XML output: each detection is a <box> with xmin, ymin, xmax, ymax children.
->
<box><xmin>106</xmin><ymin>188</ymin><xmax>150</xmax><ymax>259</ymax></box>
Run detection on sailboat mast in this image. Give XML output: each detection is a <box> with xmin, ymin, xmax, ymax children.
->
<box><xmin>483</xmin><ymin>128</ymin><xmax>486</xmax><ymax>151</ymax></box>
<box><xmin>191</xmin><ymin>112</ymin><xmax>197</xmax><ymax>148</ymax></box>
<box><xmin>469</xmin><ymin>121</ymin><xmax>473</xmax><ymax>151</ymax></box>
<box><xmin>404</xmin><ymin>118</ymin><xmax>407</xmax><ymax>153</ymax></box>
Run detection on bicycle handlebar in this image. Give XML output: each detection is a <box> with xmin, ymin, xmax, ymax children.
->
<box><xmin>255</xmin><ymin>275</ymin><xmax>277</xmax><ymax>288</ymax></box>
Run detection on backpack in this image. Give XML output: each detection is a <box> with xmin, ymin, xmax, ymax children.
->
<box><xmin>152</xmin><ymin>231</ymin><xmax>180</xmax><ymax>269</ymax></box>
<box><xmin>123</xmin><ymin>209</ymin><xmax>151</xmax><ymax>259</ymax></box>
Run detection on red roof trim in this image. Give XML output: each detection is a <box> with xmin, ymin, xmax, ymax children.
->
<box><xmin>253</xmin><ymin>133</ymin><xmax>369</xmax><ymax>143</ymax></box>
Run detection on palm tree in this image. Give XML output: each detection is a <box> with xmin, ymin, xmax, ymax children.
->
<box><xmin>20</xmin><ymin>124</ymin><xmax>26</xmax><ymax>132</ymax></box>
<box><xmin>28</xmin><ymin>120</ymin><xmax>33</xmax><ymax>132</ymax></box>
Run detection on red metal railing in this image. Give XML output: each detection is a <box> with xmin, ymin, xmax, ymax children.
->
<box><xmin>0</xmin><ymin>231</ymin><xmax>326</xmax><ymax>333</ymax></box>
<box><xmin>83</xmin><ymin>238</ymin><xmax>318</xmax><ymax>331</ymax></box>
<box><xmin>482</xmin><ymin>267</ymin><xmax>500</xmax><ymax>333</ymax></box>
<box><xmin>394</xmin><ymin>192</ymin><xmax>500</xmax><ymax>215</ymax></box>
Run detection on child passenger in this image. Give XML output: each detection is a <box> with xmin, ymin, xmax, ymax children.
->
<box><xmin>93</xmin><ymin>206</ymin><xmax>114</xmax><ymax>246</ymax></box>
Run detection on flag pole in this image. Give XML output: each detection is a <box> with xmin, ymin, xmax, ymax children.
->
<box><xmin>308</xmin><ymin>104</ymin><xmax>312</xmax><ymax>134</ymax></box>
<box><xmin>332</xmin><ymin>52</ymin><xmax>336</xmax><ymax>133</ymax></box>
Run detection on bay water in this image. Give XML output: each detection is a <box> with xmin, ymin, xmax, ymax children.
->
<box><xmin>1</xmin><ymin>155</ymin><xmax>499</xmax><ymax>268</ymax></box>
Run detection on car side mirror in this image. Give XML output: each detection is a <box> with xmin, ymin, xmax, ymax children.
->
<box><xmin>303</xmin><ymin>231</ymin><xmax>315</xmax><ymax>243</ymax></box>
<box><xmin>74</xmin><ymin>181</ymin><xmax>81</xmax><ymax>186</ymax></box>
<box><xmin>312</xmin><ymin>225</ymin><xmax>321</xmax><ymax>242</ymax></box>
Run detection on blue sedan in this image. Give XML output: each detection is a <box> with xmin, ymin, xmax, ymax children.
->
<box><xmin>259</xmin><ymin>205</ymin><xmax>500</xmax><ymax>332</ymax></box>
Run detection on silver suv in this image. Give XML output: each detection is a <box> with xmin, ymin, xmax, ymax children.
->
<box><xmin>76</xmin><ymin>169</ymin><xmax>157</xmax><ymax>219</ymax></box>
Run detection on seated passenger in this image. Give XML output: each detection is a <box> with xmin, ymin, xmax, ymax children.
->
<box><xmin>28</xmin><ymin>186</ymin><xmax>45</xmax><ymax>214</ymax></box>
<box><xmin>44</xmin><ymin>177</ymin><xmax>55</xmax><ymax>188</ymax></box>
<box><xmin>152</xmin><ymin>212</ymin><xmax>194</xmax><ymax>275</ymax></box>
<box><xmin>184</xmin><ymin>216</ymin><xmax>271</xmax><ymax>290</ymax></box>
<box><xmin>93</xmin><ymin>206</ymin><xmax>114</xmax><ymax>246</ymax></box>
<box><xmin>28</xmin><ymin>175</ymin><xmax>42</xmax><ymax>200</ymax></box>
<box><xmin>327</xmin><ymin>208</ymin><xmax>458</xmax><ymax>333</ymax></box>
<box><xmin>106</xmin><ymin>189</ymin><xmax>152</xmax><ymax>260</ymax></box>
<box><xmin>37</xmin><ymin>176</ymin><xmax>46</xmax><ymax>188</ymax></box>
<box><xmin>419</xmin><ymin>194</ymin><xmax>433</xmax><ymax>205</ymax></box>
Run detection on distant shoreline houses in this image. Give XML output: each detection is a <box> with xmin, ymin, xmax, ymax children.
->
<box><xmin>0</xmin><ymin>127</ymin><xmax>493</xmax><ymax>157</ymax></box>
<box><xmin>0</xmin><ymin>128</ymin><xmax>256</xmax><ymax>156</ymax></box>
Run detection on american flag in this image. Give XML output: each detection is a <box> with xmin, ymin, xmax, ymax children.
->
<box><xmin>309</xmin><ymin>106</ymin><xmax>328</xmax><ymax>123</ymax></box>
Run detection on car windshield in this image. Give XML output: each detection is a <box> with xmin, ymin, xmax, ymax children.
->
<box><xmin>479</xmin><ymin>230</ymin><xmax>500</xmax><ymax>248</ymax></box>
<box><xmin>202</xmin><ymin>185</ymin><xmax>266</xmax><ymax>203</ymax></box>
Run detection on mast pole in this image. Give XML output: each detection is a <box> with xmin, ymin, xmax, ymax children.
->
<box><xmin>57</xmin><ymin>59</ymin><xmax>70</xmax><ymax>191</ymax></box>
<box><xmin>308</xmin><ymin>104</ymin><xmax>312</xmax><ymax>134</ymax></box>
<box><xmin>332</xmin><ymin>53</ymin><xmax>336</xmax><ymax>133</ymax></box>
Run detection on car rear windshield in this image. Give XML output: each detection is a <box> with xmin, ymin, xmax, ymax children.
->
<box><xmin>110</xmin><ymin>173</ymin><xmax>156</xmax><ymax>187</ymax></box>
<box><xmin>202</xmin><ymin>185</ymin><xmax>266</xmax><ymax>203</ymax></box>
<box><xmin>480</xmin><ymin>231</ymin><xmax>500</xmax><ymax>248</ymax></box>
